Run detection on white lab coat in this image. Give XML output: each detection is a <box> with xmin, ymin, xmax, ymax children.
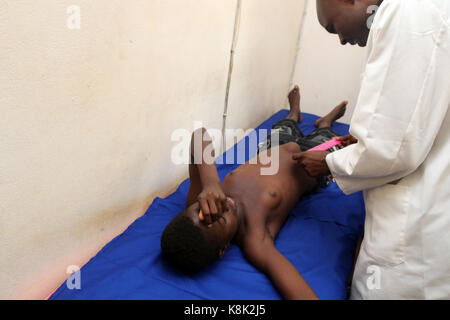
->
<box><xmin>326</xmin><ymin>0</ymin><xmax>450</xmax><ymax>299</ymax></box>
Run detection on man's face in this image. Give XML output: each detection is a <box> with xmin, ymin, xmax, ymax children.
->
<box><xmin>316</xmin><ymin>0</ymin><xmax>375</xmax><ymax>47</ymax></box>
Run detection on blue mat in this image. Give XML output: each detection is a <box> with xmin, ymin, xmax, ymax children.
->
<box><xmin>50</xmin><ymin>110</ymin><xmax>365</xmax><ymax>300</ymax></box>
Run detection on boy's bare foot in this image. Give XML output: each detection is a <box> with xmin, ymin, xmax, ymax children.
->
<box><xmin>315</xmin><ymin>101</ymin><xmax>348</xmax><ymax>128</ymax></box>
<box><xmin>287</xmin><ymin>85</ymin><xmax>302</xmax><ymax>123</ymax></box>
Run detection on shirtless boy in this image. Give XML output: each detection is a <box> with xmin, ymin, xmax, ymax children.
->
<box><xmin>161</xmin><ymin>86</ymin><xmax>350</xmax><ymax>300</ymax></box>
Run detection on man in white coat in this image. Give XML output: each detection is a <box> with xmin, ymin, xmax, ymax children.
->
<box><xmin>294</xmin><ymin>0</ymin><xmax>450</xmax><ymax>299</ymax></box>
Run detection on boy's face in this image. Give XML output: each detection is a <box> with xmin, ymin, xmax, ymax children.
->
<box><xmin>183</xmin><ymin>198</ymin><xmax>239</xmax><ymax>256</ymax></box>
<box><xmin>316</xmin><ymin>0</ymin><xmax>375</xmax><ymax>47</ymax></box>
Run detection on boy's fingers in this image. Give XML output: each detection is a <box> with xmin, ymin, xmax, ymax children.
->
<box><xmin>208</xmin><ymin>198</ymin><xmax>218</xmax><ymax>215</ymax></box>
<box><xmin>200</xmin><ymin>200</ymin><xmax>214</xmax><ymax>224</ymax></box>
<box><xmin>199</xmin><ymin>200</ymin><xmax>208</xmax><ymax>213</ymax></box>
<box><xmin>199</xmin><ymin>210</ymin><xmax>204</xmax><ymax>221</ymax></box>
<box><xmin>203</xmin><ymin>214</ymin><xmax>212</xmax><ymax>225</ymax></box>
<box><xmin>199</xmin><ymin>199</ymin><xmax>210</xmax><ymax>219</ymax></box>
<box><xmin>216</xmin><ymin>200</ymin><xmax>223</xmax><ymax>216</ymax></box>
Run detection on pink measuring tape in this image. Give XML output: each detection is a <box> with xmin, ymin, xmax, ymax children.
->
<box><xmin>308</xmin><ymin>138</ymin><xmax>341</xmax><ymax>151</ymax></box>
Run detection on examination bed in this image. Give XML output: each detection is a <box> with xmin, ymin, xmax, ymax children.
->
<box><xmin>49</xmin><ymin>110</ymin><xmax>365</xmax><ymax>300</ymax></box>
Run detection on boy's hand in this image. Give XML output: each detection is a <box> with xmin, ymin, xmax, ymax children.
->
<box><xmin>293</xmin><ymin>150</ymin><xmax>331</xmax><ymax>177</ymax></box>
<box><xmin>337</xmin><ymin>134</ymin><xmax>358</xmax><ymax>148</ymax></box>
<box><xmin>197</xmin><ymin>182</ymin><xmax>227</xmax><ymax>225</ymax></box>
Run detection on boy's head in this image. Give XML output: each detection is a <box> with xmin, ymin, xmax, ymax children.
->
<box><xmin>316</xmin><ymin>0</ymin><xmax>379</xmax><ymax>47</ymax></box>
<box><xmin>161</xmin><ymin>198</ymin><xmax>239</xmax><ymax>274</ymax></box>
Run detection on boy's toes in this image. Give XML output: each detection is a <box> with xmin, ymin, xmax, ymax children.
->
<box><xmin>289</xmin><ymin>85</ymin><xmax>299</xmax><ymax>94</ymax></box>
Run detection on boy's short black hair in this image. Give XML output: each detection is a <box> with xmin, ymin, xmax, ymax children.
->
<box><xmin>161</xmin><ymin>213</ymin><xmax>220</xmax><ymax>274</ymax></box>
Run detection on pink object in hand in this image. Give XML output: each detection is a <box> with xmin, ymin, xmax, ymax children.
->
<box><xmin>308</xmin><ymin>138</ymin><xmax>341</xmax><ymax>151</ymax></box>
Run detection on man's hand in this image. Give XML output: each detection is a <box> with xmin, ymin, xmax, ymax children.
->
<box><xmin>293</xmin><ymin>150</ymin><xmax>331</xmax><ymax>177</ymax></box>
<box><xmin>337</xmin><ymin>134</ymin><xmax>358</xmax><ymax>148</ymax></box>
<box><xmin>197</xmin><ymin>182</ymin><xmax>227</xmax><ymax>225</ymax></box>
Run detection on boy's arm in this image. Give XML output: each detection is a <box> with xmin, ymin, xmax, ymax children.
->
<box><xmin>186</xmin><ymin>128</ymin><xmax>226</xmax><ymax>224</ymax></box>
<box><xmin>243</xmin><ymin>233</ymin><xmax>319</xmax><ymax>300</ymax></box>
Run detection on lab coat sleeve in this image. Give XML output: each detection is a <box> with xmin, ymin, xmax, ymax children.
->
<box><xmin>326</xmin><ymin>0</ymin><xmax>450</xmax><ymax>195</ymax></box>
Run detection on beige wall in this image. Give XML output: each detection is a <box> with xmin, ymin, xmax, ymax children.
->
<box><xmin>0</xmin><ymin>0</ymin><xmax>307</xmax><ymax>299</ymax></box>
<box><xmin>226</xmin><ymin>0</ymin><xmax>307</xmax><ymax>134</ymax></box>
<box><xmin>291</xmin><ymin>0</ymin><xmax>366</xmax><ymax>124</ymax></box>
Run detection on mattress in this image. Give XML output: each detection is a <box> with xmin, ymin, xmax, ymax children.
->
<box><xmin>50</xmin><ymin>110</ymin><xmax>365</xmax><ymax>300</ymax></box>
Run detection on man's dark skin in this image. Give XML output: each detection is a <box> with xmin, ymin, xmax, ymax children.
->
<box><xmin>180</xmin><ymin>86</ymin><xmax>348</xmax><ymax>300</ymax></box>
<box><xmin>294</xmin><ymin>0</ymin><xmax>379</xmax><ymax>177</ymax></box>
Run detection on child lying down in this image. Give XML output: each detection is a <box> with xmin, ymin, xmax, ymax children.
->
<box><xmin>161</xmin><ymin>86</ymin><xmax>353</xmax><ymax>300</ymax></box>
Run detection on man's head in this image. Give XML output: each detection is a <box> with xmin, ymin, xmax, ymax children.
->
<box><xmin>161</xmin><ymin>197</ymin><xmax>239</xmax><ymax>274</ymax></box>
<box><xmin>316</xmin><ymin>0</ymin><xmax>379</xmax><ymax>47</ymax></box>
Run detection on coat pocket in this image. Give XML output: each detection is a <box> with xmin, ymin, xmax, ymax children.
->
<box><xmin>363</xmin><ymin>183</ymin><xmax>411</xmax><ymax>267</ymax></box>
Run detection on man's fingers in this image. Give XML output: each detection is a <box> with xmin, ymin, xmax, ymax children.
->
<box><xmin>292</xmin><ymin>152</ymin><xmax>305</xmax><ymax>161</ymax></box>
<box><xmin>336</xmin><ymin>136</ymin><xmax>349</xmax><ymax>147</ymax></box>
<box><xmin>337</xmin><ymin>134</ymin><xmax>357</xmax><ymax>143</ymax></box>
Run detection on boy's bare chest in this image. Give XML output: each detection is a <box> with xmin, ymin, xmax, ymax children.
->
<box><xmin>222</xmin><ymin>157</ymin><xmax>303</xmax><ymax>233</ymax></box>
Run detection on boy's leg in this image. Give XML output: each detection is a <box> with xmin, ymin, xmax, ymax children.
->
<box><xmin>286</xmin><ymin>85</ymin><xmax>302</xmax><ymax>123</ymax></box>
<box><xmin>315</xmin><ymin>101</ymin><xmax>348</xmax><ymax>128</ymax></box>
<box><xmin>258</xmin><ymin>86</ymin><xmax>304</xmax><ymax>154</ymax></box>
<box><xmin>298</xmin><ymin>101</ymin><xmax>348</xmax><ymax>152</ymax></box>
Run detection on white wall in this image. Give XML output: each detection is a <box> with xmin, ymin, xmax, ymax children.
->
<box><xmin>226</xmin><ymin>0</ymin><xmax>307</xmax><ymax>135</ymax></box>
<box><xmin>0</xmin><ymin>0</ymin><xmax>307</xmax><ymax>299</ymax></box>
<box><xmin>291</xmin><ymin>0</ymin><xmax>366</xmax><ymax>124</ymax></box>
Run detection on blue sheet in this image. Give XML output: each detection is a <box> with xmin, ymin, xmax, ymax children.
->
<box><xmin>50</xmin><ymin>110</ymin><xmax>365</xmax><ymax>300</ymax></box>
